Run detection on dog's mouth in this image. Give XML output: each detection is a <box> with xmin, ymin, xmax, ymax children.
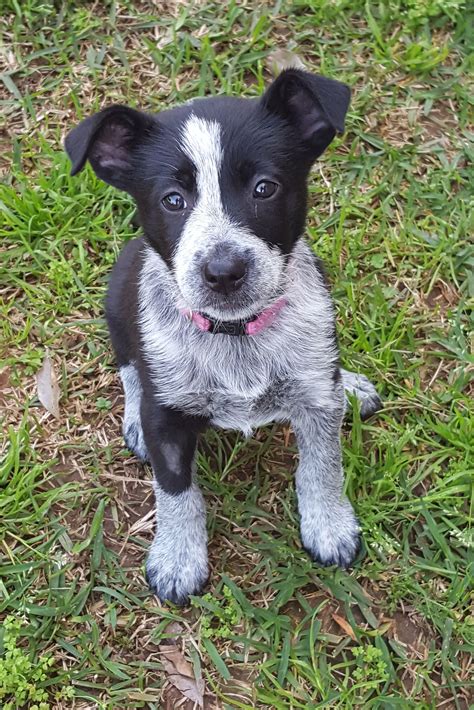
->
<box><xmin>182</xmin><ymin>294</ymin><xmax>288</xmax><ymax>336</ymax></box>
<box><xmin>181</xmin><ymin>285</ymin><xmax>287</xmax><ymax>322</ymax></box>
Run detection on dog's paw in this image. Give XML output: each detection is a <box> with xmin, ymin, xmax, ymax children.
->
<box><xmin>145</xmin><ymin>540</ymin><xmax>208</xmax><ymax>605</ymax></box>
<box><xmin>341</xmin><ymin>370</ymin><xmax>382</xmax><ymax>420</ymax></box>
<box><xmin>301</xmin><ymin>501</ymin><xmax>361</xmax><ymax>569</ymax></box>
<box><xmin>123</xmin><ymin>421</ymin><xmax>149</xmax><ymax>462</ymax></box>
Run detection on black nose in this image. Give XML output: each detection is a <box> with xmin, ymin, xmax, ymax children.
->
<box><xmin>203</xmin><ymin>254</ymin><xmax>247</xmax><ymax>294</ymax></box>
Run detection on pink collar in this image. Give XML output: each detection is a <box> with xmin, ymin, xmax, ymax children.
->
<box><xmin>182</xmin><ymin>297</ymin><xmax>287</xmax><ymax>336</ymax></box>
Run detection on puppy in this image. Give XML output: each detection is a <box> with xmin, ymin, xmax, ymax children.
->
<box><xmin>65</xmin><ymin>69</ymin><xmax>381</xmax><ymax>604</ymax></box>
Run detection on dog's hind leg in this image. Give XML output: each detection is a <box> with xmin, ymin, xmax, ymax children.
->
<box><xmin>340</xmin><ymin>369</ymin><xmax>382</xmax><ymax>419</ymax></box>
<box><xmin>120</xmin><ymin>363</ymin><xmax>149</xmax><ymax>461</ymax></box>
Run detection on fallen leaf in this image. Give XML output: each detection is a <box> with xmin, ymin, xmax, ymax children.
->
<box><xmin>36</xmin><ymin>353</ymin><xmax>60</xmax><ymax>418</ymax></box>
<box><xmin>159</xmin><ymin>644</ymin><xmax>204</xmax><ymax>707</ymax></box>
<box><xmin>0</xmin><ymin>368</ymin><xmax>10</xmax><ymax>390</ymax></box>
<box><xmin>166</xmin><ymin>671</ymin><xmax>205</xmax><ymax>707</ymax></box>
<box><xmin>332</xmin><ymin>613</ymin><xmax>357</xmax><ymax>641</ymax></box>
<box><xmin>160</xmin><ymin>644</ymin><xmax>194</xmax><ymax>677</ymax></box>
<box><xmin>266</xmin><ymin>49</ymin><xmax>306</xmax><ymax>76</ymax></box>
<box><xmin>0</xmin><ymin>368</ymin><xmax>11</xmax><ymax>408</ymax></box>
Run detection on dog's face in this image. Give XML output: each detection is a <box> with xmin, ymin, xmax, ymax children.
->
<box><xmin>66</xmin><ymin>70</ymin><xmax>350</xmax><ymax>319</ymax></box>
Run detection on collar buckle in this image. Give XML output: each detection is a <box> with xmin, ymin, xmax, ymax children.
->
<box><xmin>209</xmin><ymin>319</ymin><xmax>246</xmax><ymax>336</ymax></box>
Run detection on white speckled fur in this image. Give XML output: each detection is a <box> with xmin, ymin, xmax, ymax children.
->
<box><xmin>146</xmin><ymin>482</ymin><xmax>208</xmax><ymax>603</ymax></box>
<box><xmin>120</xmin><ymin>363</ymin><xmax>148</xmax><ymax>461</ymax></box>
<box><xmin>139</xmin><ymin>238</ymin><xmax>339</xmax><ymax>432</ymax></box>
<box><xmin>292</xmin><ymin>408</ymin><xmax>360</xmax><ymax>567</ymax></box>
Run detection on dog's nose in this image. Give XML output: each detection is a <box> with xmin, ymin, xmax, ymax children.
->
<box><xmin>203</xmin><ymin>254</ymin><xmax>247</xmax><ymax>294</ymax></box>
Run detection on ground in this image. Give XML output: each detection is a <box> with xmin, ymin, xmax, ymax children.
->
<box><xmin>0</xmin><ymin>1</ymin><xmax>472</xmax><ymax>708</ymax></box>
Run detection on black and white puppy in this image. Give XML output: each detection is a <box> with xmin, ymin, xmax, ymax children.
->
<box><xmin>65</xmin><ymin>69</ymin><xmax>381</xmax><ymax>604</ymax></box>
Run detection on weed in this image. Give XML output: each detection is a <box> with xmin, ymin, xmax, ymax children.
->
<box><xmin>0</xmin><ymin>616</ymin><xmax>74</xmax><ymax>710</ymax></box>
<box><xmin>196</xmin><ymin>585</ymin><xmax>241</xmax><ymax>641</ymax></box>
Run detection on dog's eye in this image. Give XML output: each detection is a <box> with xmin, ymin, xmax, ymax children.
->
<box><xmin>253</xmin><ymin>180</ymin><xmax>278</xmax><ymax>199</ymax></box>
<box><xmin>162</xmin><ymin>193</ymin><xmax>187</xmax><ymax>211</ymax></box>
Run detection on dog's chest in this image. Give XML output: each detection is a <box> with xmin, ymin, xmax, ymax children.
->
<box><xmin>145</xmin><ymin>334</ymin><xmax>284</xmax><ymax>433</ymax></box>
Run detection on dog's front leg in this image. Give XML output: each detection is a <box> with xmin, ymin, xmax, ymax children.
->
<box><xmin>292</xmin><ymin>406</ymin><xmax>361</xmax><ymax>568</ymax></box>
<box><xmin>140</xmin><ymin>395</ymin><xmax>209</xmax><ymax>604</ymax></box>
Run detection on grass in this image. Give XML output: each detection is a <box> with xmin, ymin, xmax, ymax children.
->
<box><xmin>0</xmin><ymin>0</ymin><xmax>472</xmax><ymax>707</ymax></box>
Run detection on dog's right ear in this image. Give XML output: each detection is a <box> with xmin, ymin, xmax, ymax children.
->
<box><xmin>65</xmin><ymin>106</ymin><xmax>156</xmax><ymax>193</ymax></box>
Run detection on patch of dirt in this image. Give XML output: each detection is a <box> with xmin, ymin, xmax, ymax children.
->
<box><xmin>280</xmin><ymin>598</ymin><xmax>308</xmax><ymax>625</ymax></box>
<box><xmin>375</xmin><ymin>93</ymin><xmax>462</xmax><ymax>158</ymax></box>
<box><xmin>417</xmin><ymin>99</ymin><xmax>459</xmax><ymax>144</ymax></box>
<box><xmin>161</xmin><ymin>685</ymin><xmax>222</xmax><ymax>710</ymax></box>
<box><xmin>391</xmin><ymin>609</ymin><xmax>430</xmax><ymax>658</ymax></box>
<box><xmin>423</xmin><ymin>280</ymin><xmax>459</xmax><ymax>314</ymax></box>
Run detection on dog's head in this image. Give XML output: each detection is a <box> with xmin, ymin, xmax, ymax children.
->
<box><xmin>66</xmin><ymin>70</ymin><xmax>350</xmax><ymax>319</ymax></box>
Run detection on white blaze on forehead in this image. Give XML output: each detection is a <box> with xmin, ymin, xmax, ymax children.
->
<box><xmin>174</xmin><ymin>114</ymin><xmax>286</xmax><ymax>318</ymax></box>
<box><xmin>180</xmin><ymin>115</ymin><xmax>223</xmax><ymax>207</ymax></box>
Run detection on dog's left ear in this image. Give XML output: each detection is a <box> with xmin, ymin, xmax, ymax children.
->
<box><xmin>261</xmin><ymin>69</ymin><xmax>351</xmax><ymax>160</ymax></box>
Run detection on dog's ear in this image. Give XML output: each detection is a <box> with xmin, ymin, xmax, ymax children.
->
<box><xmin>261</xmin><ymin>69</ymin><xmax>351</xmax><ymax>160</ymax></box>
<box><xmin>64</xmin><ymin>105</ymin><xmax>156</xmax><ymax>192</ymax></box>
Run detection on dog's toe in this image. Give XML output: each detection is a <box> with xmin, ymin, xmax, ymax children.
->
<box><xmin>341</xmin><ymin>370</ymin><xmax>382</xmax><ymax>420</ymax></box>
<box><xmin>307</xmin><ymin>532</ymin><xmax>361</xmax><ymax>569</ymax></box>
<box><xmin>123</xmin><ymin>422</ymin><xmax>149</xmax><ymax>462</ymax></box>
<box><xmin>301</xmin><ymin>502</ymin><xmax>361</xmax><ymax>569</ymax></box>
<box><xmin>146</xmin><ymin>558</ymin><xmax>208</xmax><ymax>606</ymax></box>
<box><xmin>359</xmin><ymin>390</ymin><xmax>383</xmax><ymax>420</ymax></box>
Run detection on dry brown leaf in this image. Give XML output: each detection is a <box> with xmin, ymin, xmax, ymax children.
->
<box><xmin>160</xmin><ymin>644</ymin><xmax>194</xmax><ymax>677</ymax></box>
<box><xmin>332</xmin><ymin>613</ymin><xmax>357</xmax><ymax>641</ymax></box>
<box><xmin>36</xmin><ymin>353</ymin><xmax>60</xmax><ymax>418</ymax></box>
<box><xmin>0</xmin><ymin>368</ymin><xmax>10</xmax><ymax>390</ymax></box>
<box><xmin>266</xmin><ymin>49</ymin><xmax>306</xmax><ymax>76</ymax></box>
<box><xmin>0</xmin><ymin>367</ymin><xmax>11</xmax><ymax>409</ymax></box>
<box><xmin>166</xmin><ymin>671</ymin><xmax>205</xmax><ymax>707</ymax></box>
<box><xmin>159</xmin><ymin>644</ymin><xmax>204</xmax><ymax>707</ymax></box>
